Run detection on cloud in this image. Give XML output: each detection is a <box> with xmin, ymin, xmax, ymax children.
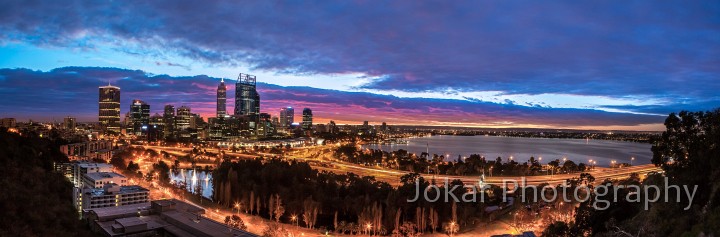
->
<box><xmin>0</xmin><ymin>67</ymin><xmax>667</xmax><ymax>129</ymax></box>
<box><xmin>0</xmin><ymin>0</ymin><xmax>718</xmax><ymax>103</ymax></box>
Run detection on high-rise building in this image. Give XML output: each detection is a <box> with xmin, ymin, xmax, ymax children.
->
<box><xmin>234</xmin><ymin>73</ymin><xmax>260</xmax><ymax>117</ymax></box>
<box><xmin>163</xmin><ymin>105</ymin><xmax>175</xmax><ymax>139</ymax></box>
<box><xmin>175</xmin><ymin>106</ymin><xmax>191</xmax><ymax>131</ymax></box>
<box><xmin>258</xmin><ymin>113</ymin><xmax>274</xmax><ymax>137</ymax></box>
<box><xmin>279</xmin><ymin>107</ymin><xmax>294</xmax><ymax>129</ymax></box>
<box><xmin>234</xmin><ymin>73</ymin><xmax>260</xmax><ymax>136</ymax></box>
<box><xmin>148</xmin><ymin>113</ymin><xmax>163</xmax><ymax>141</ymax></box>
<box><xmin>302</xmin><ymin>108</ymin><xmax>313</xmax><ymax>131</ymax></box>
<box><xmin>128</xmin><ymin>99</ymin><xmax>150</xmax><ymax>135</ymax></box>
<box><xmin>271</xmin><ymin>116</ymin><xmax>279</xmax><ymax>130</ymax></box>
<box><xmin>99</xmin><ymin>84</ymin><xmax>121</xmax><ymax>133</ymax></box>
<box><xmin>217</xmin><ymin>78</ymin><xmax>227</xmax><ymax>118</ymax></box>
<box><xmin>63</xmin><ymin>116</ymin><xmax>77</xmax><ymax>130</ymax></box>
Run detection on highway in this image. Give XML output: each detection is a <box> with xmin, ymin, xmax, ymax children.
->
<box><xmin>138</xmin><ymin>145</ymin><xmax>661</xmax><ymax>188</ymax></box>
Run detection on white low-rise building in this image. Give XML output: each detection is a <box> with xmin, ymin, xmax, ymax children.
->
<box><xmin>83</xmin><ymin>172</ymin><xmax>128</xmax><ymax>188</ymax></box>
<box><xmin>80</xmin><ymin>184</ymin><xmax>149</xmax><ymax>212</ymax></box>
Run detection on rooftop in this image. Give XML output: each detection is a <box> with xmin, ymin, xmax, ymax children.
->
<box><xmin>84</xmin><ymin>172</ymin><xmax>125</xmax><ymax>181</ymax></box>
<box><xmin>76</xmin><ymin>162</ymin><xmax>114</xmax><ymax>169</ymax></box>
<box><xmin>84</xmin><ymin>184</ymin><xmax>148</xmax><ymax>197</ymax></box>
<box><xmin>86</xmin><ymin>199</ymin><xmax>257</xmax><ymax>237</ymax></box>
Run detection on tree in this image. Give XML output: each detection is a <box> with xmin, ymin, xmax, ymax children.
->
<box><xmin>262</xmin><ymin>223</ymin><xmax>289</xmax><ymax>237</ymax></box>
<box><xmin>0</xmin><ymin>130</ymin><xmax>95</xmax><ymax>236</ymax></box>
<box><xmin>428</xmin><ymin>208</ymin><xmax>439</xmax><ymax>233</ymax></box>
<box><xmin>302</xmin><ymin>197</ymin><xmax>320</xmax><ymax>229</ymax></box>
<box><xmin>271</xmin><ymin>194</ymin><xmax>285</xmax><ymax>222</ymax></box>
<box><xmin>542</xmin><ymin>221</ymin><xmax>570</xmax><ymax>237</ymax></box>
<box><xmin>224</xmin><ymin>215</ymin><xmax>247</xmax><ymax>231</ymax></box>
<box><xmin>110</xmin><ymin>155</ymin><xmax>127</xmax><ymax>170</ymax></box>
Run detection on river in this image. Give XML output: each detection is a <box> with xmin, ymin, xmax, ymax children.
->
<box><xmin>363</xmin><ymin>135</ymin><xmax>652</xmax><ymax>166</ymax></box>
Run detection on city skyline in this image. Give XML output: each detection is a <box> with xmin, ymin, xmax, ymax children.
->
<box><xmin>1</xmin><ymin>1</ymin><xmax>719</xmax><ymax>130</ymax></box>
<box><xmin>0</xmin><ymin>2</ymin><xmax>718</xmax><ymax>236</ymax></box>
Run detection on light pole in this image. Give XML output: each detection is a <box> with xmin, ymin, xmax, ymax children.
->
<box><xmin>631</xmin><ymin>157</ymin><xmax>635</xmax><ymax>166</ymax></box>
<box><xmin>234</xmin><ymin>202</ymin><xmax>240</xmax><ymax>215</ymax></box>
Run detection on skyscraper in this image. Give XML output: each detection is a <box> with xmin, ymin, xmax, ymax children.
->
<box><xmin>234</xmin><ymin>73</ymin><xmax>260</xmax><ymax>117</ymax></box>
<box><xmin>234</xmin><ymin>73</ymin><xmax>260</xmax><ymax>136</ymax></box>
<box><xmin>258</xmin><ymin>112</ymin><xmax>274</xmax><ymax>137</ymax></box>
<box><xmin>279</xmin><ymin>107</ymin><xmax>294</xmax><ymax>129</ymax></box>
<box><xmin>163</xmin><ymin>105</ymin><xmax>175</xmax><ymax>139</ymax></box>
<box><xmin>175</xmin><ymin>106</ymin><xmax>191</xmax><ymax>131</ymax></box>
<box><xmin>217</xmin><ymin>78</ymin><xmax>227</xmax><ymax>118</ymax></box>
<box><xmin>128</xmin><ymin>99</ymin><xmax>150</xmax><ymax>135</ymax></box>
<box><xmin>99</xmin><ymin>84</ymin><xmax>120</xmax><ymax>133</ymax></box>
<box><xmin>302</xmin><ymin>108</ymin><xmax>313</xmax><ymax>131</ymax></box>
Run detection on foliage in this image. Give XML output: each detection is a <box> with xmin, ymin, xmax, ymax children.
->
<box><xmin>0</xmin><ymin>129</ymin><xmax>94</xmax><ymax>236</ymax></box>
<box><xmin>540</xmin><ymin>108</ymin><xmax>720</xmax><ymax>236</ymax></box>
<box><xmin>213</xmin><ymin>158</ymin><xmax>490</xmax><ymax>234</ymax></box>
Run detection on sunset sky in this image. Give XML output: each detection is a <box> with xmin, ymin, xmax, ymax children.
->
<box><xmin>1</xmin><ymin>1</ymin><xmax>718</xmax><ymax>130</ymax></box>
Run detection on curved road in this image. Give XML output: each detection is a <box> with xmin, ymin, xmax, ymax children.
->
<box><xmin>139</xmin><ymin>145</ymin><xmax>661</xmax><ymax>189</ymax></box>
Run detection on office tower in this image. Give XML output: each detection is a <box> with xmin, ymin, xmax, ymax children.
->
<box><xmin>175</xmin><ymin>106</ymin><xmax>191</xmax><ymax>131</ymax></box>
<box><xmin>99</xmin><ymin>84</ymin><xmax>121</xmax><ymax>133</ymax></box>
<box><xmin>234</xmin><ymin>73</ymin><xmax>260</xmax><ymax>117</ymax></box>
<box><xmin>271</xmin><ymin>116</ymin><xmax>279</xmax><ymax>129</ymax></box>
<box><xmin>234</xmin><ymin>73</ymin><xmax>260</xmax><ymax>136</ymax></box>
<box><xmin>302</xmin><ymin>108</ymin><xmax>313</xmax><ymax>131</ymax></box>
<box><xmin>258</xmin><ymin>113</ymin><xmax>274</xmax><ymax>137</ymax></box>
<box><xmin>148</xmin><ymin>113</ymin><xmax>163</xmax><ymax>141</ymax></box>
<box><xmin>128</xmin><ymin>99</ymin><xmax>150</xmax><ymax>135</ymax></box>
<box><xmin>217</xmin><ymin>78</ymin><xmax>227</xmax><ymax>118</ymax></box>
<box><xmin>163</xmin><ymin>105</ymin><xmax>175</xmax><ymax>139</ymax></box>
<box><xmin>63</xmin><ymin>116</ymin><xmax>77</xmax><ymax>130</ymax></box>
<box><xmin>189</xmin><ymin>114</ymin><xmax>204</xmax><ymax>129</ymax></box>
<box><xmin>279</xmin><ymin>107</ymin><xmax>294</xmax><ymax>129</ymax></box>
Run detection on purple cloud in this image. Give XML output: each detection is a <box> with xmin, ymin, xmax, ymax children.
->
<box><xmin>0</xmin><ymin>1</ymin><xmax>717</xmax><ymax>117</ymax></box>
<box><xmin>0</xmin><ymin>67</ymin><xmax>665</xmax><ymax>128</ymax></box>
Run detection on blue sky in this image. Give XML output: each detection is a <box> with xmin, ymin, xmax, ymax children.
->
<box><xmin>1</xmin><ymin>0</ymin><xmax>718</xmax><ymax>130</ymax></box>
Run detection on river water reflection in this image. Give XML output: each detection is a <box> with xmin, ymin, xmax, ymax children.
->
<box><xmin>363</xmin><ymin>135</ymin><xmax>652</xmax><ymax>165</ymax></box>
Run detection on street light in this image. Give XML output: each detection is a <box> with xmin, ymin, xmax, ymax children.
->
<box><xmin>234</xmin><ymin>202</ymin><xmax>240</xmax><ymax>215</ymax></box>
<box><xmin>631</xmin><ymin>157</ymin><xmax>635</xmax><ymax>166</ymax></box>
